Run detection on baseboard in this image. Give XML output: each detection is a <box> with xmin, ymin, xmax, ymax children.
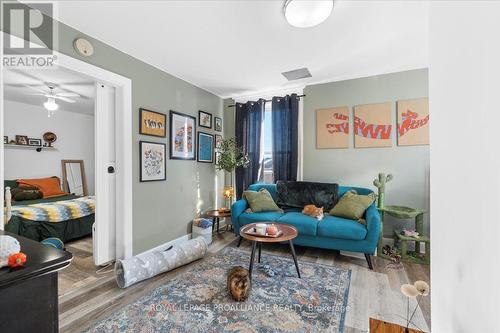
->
<box><xmin>137</xmin><ymin>233</ymin><xmax>192</xmax><ymax>256</ymax></box>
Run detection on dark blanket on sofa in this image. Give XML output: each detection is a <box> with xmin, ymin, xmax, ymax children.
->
<box><xmin>276</xmin><ymin>181</ymin><xmax>339</xmax><ymax>211</ymax></box>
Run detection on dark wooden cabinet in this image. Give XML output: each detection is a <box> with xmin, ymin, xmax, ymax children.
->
<box><xmin>0</xmin><ymin>231</ymin><xmax>72</xmax><ymax>333</ymax></box>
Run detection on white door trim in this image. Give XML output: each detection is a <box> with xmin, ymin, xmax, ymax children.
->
<box><xmin>1</xmin><ymin>46</ymin><xmax>133</xmax><ymax>259</ymax></box>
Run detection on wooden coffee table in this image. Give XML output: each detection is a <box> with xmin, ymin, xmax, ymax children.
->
<box><xmin>239</xmin><ymin>222</ymin><xmax>301</xmax><ymax>278</ymax></box>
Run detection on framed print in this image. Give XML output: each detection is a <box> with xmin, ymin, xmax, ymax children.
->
<box><xmin>215</xmin><ymin>134</ymin><xmax>223</xmax><ymax>149</ymax></box>
<box><xmin>198</xmin><ymin>110</ymin><xmax>212</xmax><ymax>129</ymax></box>
<box><xmin>354</xmin><ymin>102</ymin><xmax>392</xmax><ymax>148</ymax></box>
<box><xmin>197</xmin><ymin>132</ymin><xmax>214</xmax><ymax>163</ymax></box>
<box><xmin>397</xmin><ymin>98</ymin><xmax>429</xmax><ymax>146</ymax></box>
<box><xmin>140</xmin><ymin>108</ymin><xmax>166</xmax><ymax>137</ymax></box>
<box><xmin>15</xmin><ymin>135</ymin><xmax>28</xmax><ymax>145</ymax></box>
<box><xmin>316</xmin><ymin>107</ymin><xmax>350</xmax><ymax>149</ymax></box>
<box><xmin>28</xmin><ymin>138</ymin><xmax>42</xmax><ymax>146</ymax></box>
<box><xmin>3</xmin><ymin>136</ymin><xmax>7</xmax><ymax>144</ymax></box>
<box><xmin>140</xmin><ymin>141</ymin><xmax>166</xmax><ymax>182</ymax></box>
<box><xmin>214</xmin><ymin>117</ymin><xmax>222</xmax><ymax>132</ymax></box>
<box><xmin>169</xmin><ymin>110</ymin><xmax>196</xmax><ymax>160</ymax></box>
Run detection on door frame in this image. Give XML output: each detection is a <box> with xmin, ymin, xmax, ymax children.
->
<box><xmin>0</xmin><ymin>48</ymin><xmax>133</xmax><ymax>260</ymax></box>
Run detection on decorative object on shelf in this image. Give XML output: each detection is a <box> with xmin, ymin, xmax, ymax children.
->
<box><xmin>354</xmin><ymin>102</ymin><xmax>392</xmax><ymax>148</ymax></box>
<box><xmin>197</xmin><ymin>132</ymin><xmax>214</xmax><ymax>163</ymax></box>
<box><xmin>139</xmin><ymin>108</ymin><xmax>166</xmax><ymax>137</ymax></box>
<box><xmin>43</xmin><ymin>131</ymin><xmax>57</xmax><ymax>147</ymax></box>
<box><xmin>15</xmin><ymin>135</ymin><xmax>28</xmax><ymax>145</ymax></box>
<box><xmin>316</xmin><ymin>106</ymin><xmax>350</xmax><ymax>149</ymax></box>
<box><xmin>8</xmin><ymin>252</ymin><xmax>27</xmax><ymax>268</ymax></box>
<box><xmin>140</xmin><ymin>141</ymin><xmax>166</xmax><ymax>182</ymax></box>
<box><xmin>169</xmin><ymin>110</ymin><xmax>196</xmax><ymax>160</ymax></box>
<box><xmin>397</xmin><ymin>98</ymin><xmax>429</xmax><ymax>146</ymax></box>
<box><xmin>3</xmin><ymin>136</ymin><xmax>7</xmax><ymax>144</ymax></box>
<box><xmin>28</xmin><ymin>138</ymin><xmax>42</xmax><ymax>146</ymax></box>
<box><xmin>214</xmin><ymin>116</ymin><xmax>222</xmax><ymax>132</ymax></box>
<box><xmin>198</xmin><ymin>110</ymin><xmax>212</xmax><ymax>129</ymax></box>
<box><xmin>373</xmin><ymin>172</ymin><xmax>393</xmax><ymax>209</ymax></box>
<box><xmin>0</xmin><ymin>235</ymin><xmax>20</xmax><ymax>267</ymax></box>
<box><xmin>398</xmin><ymin>280</ymin><xmax>430</xmax><ymax>332</ymax></box>
<box><xmin>9</xmin><ymin>140</ymin><xmax>15</xmax><ymax>144</ymax></box>
<box><xmin>74</xmin><ymin>37</ymin><xmax>94</xmax><ymax>57</ymax></box>
<box><xmin>62</xmin><ymin>159</ymin><xmax>88</xmax><ymax>196</ymax></box>
<box><xmin>227</xmin><ymin>266</ymin><xmax>251</xmax><ymax>301</ymax></box>
<box><xmin>215</xmin><ymin>137</ymin><xmax>249</xmax><ymax>203</ymax></box>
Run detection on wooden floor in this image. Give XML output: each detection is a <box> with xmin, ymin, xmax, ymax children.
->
<box><xmin>59</xmin><ymin>233</ymin><xmax>430</xmax><ymax>333</ymax></box>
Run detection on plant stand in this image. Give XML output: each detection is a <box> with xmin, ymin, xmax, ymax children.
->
<box><xmin>378</xmin><ymin>206</ymin><xmax>429</xmax><ymax>264</ymax></box>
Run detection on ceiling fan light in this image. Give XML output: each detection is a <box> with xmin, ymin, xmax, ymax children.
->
<box><xmin>44</xmin><ymin>97</ymin><xmax>59</xmax><ymax>111</ymax></box>
<box><xmin>284</xmin><ymin>0</ymin><xmax>334</xmax><ymax>28</ymax></box>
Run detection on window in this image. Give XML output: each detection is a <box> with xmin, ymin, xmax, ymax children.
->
<box><xmin>261</xmin><ymin>105</ymin><xmax>273</xmax><ymax>183</ymax></box>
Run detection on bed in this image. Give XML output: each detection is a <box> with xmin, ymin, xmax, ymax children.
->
<box><xmin>4</xmin><ymin>180</ymin><xmax>95</xmax><ymax>243</ymax></box>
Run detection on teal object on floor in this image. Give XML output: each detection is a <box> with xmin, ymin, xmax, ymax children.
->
<box><xmin>232</xmin><ymin>183</ymin><xmax>381</xmax><ymax>269</ymax></box>
<box><xmin>41</xmin><ymin>237</ymin><xmax>64</xmax><ymax>250</ymax></box>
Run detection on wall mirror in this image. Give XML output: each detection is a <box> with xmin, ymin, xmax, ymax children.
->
<box><xmin>61</xmin><ymin>159</ymin><xmax>88</xmax><ymax>196</ymax></box>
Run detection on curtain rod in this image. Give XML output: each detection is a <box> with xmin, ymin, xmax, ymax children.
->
<box><xmin>226</xmin><ymin>94</ymin><xmax>306</xmax><ymax>108</ymax></box>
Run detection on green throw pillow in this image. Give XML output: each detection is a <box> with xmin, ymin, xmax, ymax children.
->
<box><xmin>329</xmin><ymin>190</ymin><xmax>375</xmax><ymax>223</ymax></box>
<box><xmin>11</xmin><ymin>186</ymin><xmax>43</xmax><ymax>201</ymax></box>
<box><xmin>243</xmin><ymin>188</ymin><xmax>282</xmax><ymax>213</ymax></box>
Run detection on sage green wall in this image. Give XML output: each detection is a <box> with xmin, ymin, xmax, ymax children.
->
<box><xmin>303</xmin><ymin>69</ymin><xmax>429</xmax><ymax>237</ymax></box>
<box><xmin>36</xmin><ymin>14</ymin><xmax>223</xmax><ymax>254</ymax></box>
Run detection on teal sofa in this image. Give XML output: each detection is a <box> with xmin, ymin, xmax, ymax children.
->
<box><xmin>231</xmin><ymin>183</ymin><xmax>381</xmax><ymax>269</ymax></box>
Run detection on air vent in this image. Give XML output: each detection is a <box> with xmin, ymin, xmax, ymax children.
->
<box><xmin>281</xmin><ymin>67</ymin><xmax>312</xmax><ymax>81</ymax></box>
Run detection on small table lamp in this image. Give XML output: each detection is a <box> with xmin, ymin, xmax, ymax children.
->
<box><xmin>222</xmin><ymin>186</ymin><xmax>234</xmax><ymax>211</ymax></box>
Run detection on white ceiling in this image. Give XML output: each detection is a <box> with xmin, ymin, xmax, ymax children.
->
<box><xmin>56</xmin><ymin>0</ymin><xmax>428</xmax><ymax>98</ymax></box>
<box><xmin>3</xmin><ymin>67</ymin><xmax>95</xmax><ymax>115</ymax></box>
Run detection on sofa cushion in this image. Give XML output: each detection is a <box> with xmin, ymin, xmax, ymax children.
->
<box><xmin>330</xmin><ymin>190</ymin><xmax>376</xmax><ymax>222</ymax></box>
<box><xmin>277</xmin><ymin>212</ymin><xmax>319</xmax><ymax>236</ymax></box>
<box><xmin>239</xmin><ymin>211</ymin><xmax>284</xmax><ymax>225</ymax></box>
<box><xmin>317</xmin><ymin>215</ymin><xmax>367</xmax><ymax>241</ymax></box>
<box><xmin>243</xmin><ymin>188</ymin><xmax>282</xmax><ymax>213</ymax></box>
<box><xmin>248</xmin><ymin>184</ymin><xmax>278</xmax><ymax>201</ymax></box>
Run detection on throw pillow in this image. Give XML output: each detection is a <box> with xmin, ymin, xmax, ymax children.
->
<box><xmin>329</xmin><ymin>190</ymin><xmax>376</xmax><ymax>222</ymax></box>
<box><xmin>11</xmin><ymin>186</ymin><xmax>43</xmax><ymax>201</ymax></box>
<box><xmin>243</xmin><ymin>188</ymin><xmax>282</xmax><ymax>213</ymax></box>
<box><xmin>17</xmin><ymin>177</ymin><xmax>67</xmax><ymax>198</ymax></box>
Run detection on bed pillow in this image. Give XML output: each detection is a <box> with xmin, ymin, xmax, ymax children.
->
<box><xmin>11</xmin><ymin>186</ymin><xmax>43</xmax><ymax>201</ymax></box>
<box><xmin>243</xmin><ymin>188</ymin><xmax>282</xmax><ymax>213</ymax></box>
<box><xmin>329</xmin><ymin>190</ymin><xmax>376</xmax><ymax>222</ymax></box>
<box><xmin>4</xmin><ymin>179</ymin><xmax>18</xmax><ymax>189</ymax></box>
<box><xmin>17</xmin><ymin>177</ymin><xmax>67</xmax><ymax>198</ymax></box>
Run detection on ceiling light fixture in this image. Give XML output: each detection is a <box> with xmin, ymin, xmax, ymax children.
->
<box><xmin>44</xmin><ymin>97</ymin><xmax>59</xmax><ymax>117</ymax></box>
<box><xmin>284</xmin><ymin>0</ymin><xmax>334</xmax><ymax>28</ymax></box>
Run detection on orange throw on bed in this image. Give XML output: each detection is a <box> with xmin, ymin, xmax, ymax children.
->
<box><xmin>17</xmin><ymin>177</ymin><xmax>68</xmax><ymax>198</ymax></box>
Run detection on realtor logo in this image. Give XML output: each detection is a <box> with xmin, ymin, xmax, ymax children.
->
<box><xmin>2</xmin><ymin>2</ymin><xmax>57</xmax><ymax>67</ymax></box>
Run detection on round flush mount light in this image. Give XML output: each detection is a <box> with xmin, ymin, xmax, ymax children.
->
<box><xmin>74</xmin><ymin>37</ymin><xmax>94</xmax><ymax>57</ymax></box>
<box><xmin>284</xmin><ymin>0</ymin><xmax>334</xmax><ymax>28</ymax></box>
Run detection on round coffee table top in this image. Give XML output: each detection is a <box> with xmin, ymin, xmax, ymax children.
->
<box><xmin>240</xmin><ymin>222</ymin><xmax>298</xmax><ymax>243</ymax></box>
<box><xmin>205</xmin><ymin>209</ymin><xmax>231</xmax><ymax>218</ymax></box>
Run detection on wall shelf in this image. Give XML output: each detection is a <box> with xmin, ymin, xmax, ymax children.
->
<box><xmin>4</xmin><ymin>144</ymin><xmax>57</xmax><ymax>152</ymax></box>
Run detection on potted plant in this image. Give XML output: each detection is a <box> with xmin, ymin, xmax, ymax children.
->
<box><xmin>215</xmin><ymin>138</ymin><xmax>249</xmax><ymax>208</ymax></box>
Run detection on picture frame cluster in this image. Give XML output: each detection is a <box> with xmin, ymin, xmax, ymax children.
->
<box><xmin>139</xmin><ymin>108</ymin><xmax>222</xmax><ymax>182</ymax></box>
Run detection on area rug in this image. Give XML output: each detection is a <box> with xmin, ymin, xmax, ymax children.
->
<box><xmin>84</xmin><ymin>247</ymin><xmax>351</xmax><ymax>333</ymax></box>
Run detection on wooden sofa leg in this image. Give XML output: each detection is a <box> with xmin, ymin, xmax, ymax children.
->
<box><xmin>364</xmin><ymin>253</ymin><xmax>374</xmax><ymax>270</ymax></box>
<box><xmin>237</xmin><ymin>236</ymin><xmax>243</xmax><ymax>248</ymax></box>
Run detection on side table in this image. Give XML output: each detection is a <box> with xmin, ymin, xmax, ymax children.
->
<box><xmin>205</xmin><ymin>209</ymin><xmax>231</xmax><ymax>233</ymax></box>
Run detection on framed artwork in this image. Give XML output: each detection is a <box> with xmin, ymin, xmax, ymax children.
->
<box><xmin>28</xmin><ymin>138</ymin><xmax>42</xmax><ymax>146</ymax></box>
<box><xmin>139</xmin><ymin>108</ymin><xmax>166</xmax><ymax>137</ymax></box>
<box><xmin>15</xmin><ymin>135</ymin><xmax>28</xmax><ymax>145</ymax></box>
<box><xmin>215</xmin><ymin>134</ymin><xmax>223</xmax><ymax>149</ymax></box>
<box><xmin>3</xmin><ymin>136</ymin><xmax>7</xmax><ymax>144</ymax></box>
<box><xmin>197</xmin><ymin>132</ymin><xmax>214</xmax><ymax>163</ymax></box>
<box><xmin>316</xmin><ymin>107</ymin><xmax>350</xmax><ymax>149</ymax></box>
<box><xmin>198</xmin><ymin>110</ymin><xmax>212</xmax><ymax>129</ymax></box>
<box><xmin>397</xmin><ymin>98</ymin><xmax>429</xmax><ymax>146</ymax></box>
<box><xmin>169</xmin><ymin>110</ymin><xmax>196</xmax><ymax>160</ymax></box>
<box><xmin>354</xmin><ymin>102</ymin><xmax>392</xmax><ymax>148</ymax></box>
<box><xmin>140</xmin><ymin>141</ymin><xmax>166</xmax><ymax>182</ymax></box>
<box><xmin>214</xmin><ymin>117</ymin><xmax>222</xmax><ymax>132</ymax></box>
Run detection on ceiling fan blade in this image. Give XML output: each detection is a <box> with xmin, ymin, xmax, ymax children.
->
<box><xmin>54</xmin><ymin>96</ymin><xmax>76</xmax><ymax>103</ymax></box>
<box><xmin>24</xmin><ymin>93</ymin><xmax>46</xmax><ymax>96</ymax></box>
<box><xmin>56</xmin><ymin>92</ymin><xmax>80</xmax><ymax>98</ymax></box>
<box><xmin>23</xmin><ymin>85</ymin><xmax>48</xmax><ymax>94</ymax></box>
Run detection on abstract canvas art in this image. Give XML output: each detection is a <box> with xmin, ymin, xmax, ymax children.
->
<box><xmin>197</xmin><ymin>132</ymin><xmax>214</xmax><ymax>163</ymax></box>
<box><xmin>316</xmin><ymin>107</ymin><xmax>350</xmax><ymax>149</ymax></box>
<box><xmin>397</xmin><ymin>98</ymin><xmax>429</xmax><ymax>146</ymax></box>
<box><xmin>169</xmin><ymin>110</ymin><xmax>196</xmax><ymax>160</ymax></box>
<box><xmin>354</xmin><ymin>102</ymin><xmax>392</xmax><ymax>148</ymax></box>
<box><xmin>140</xmin><ymin>141</ymin><xmax>166</xmax><ymax>182</ymax></box>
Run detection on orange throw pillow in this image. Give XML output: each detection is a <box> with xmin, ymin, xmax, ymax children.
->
<box><xmin>17</xmin><ymin>177</ymin><xmax>68</xmax><ymax>198</ymax></box>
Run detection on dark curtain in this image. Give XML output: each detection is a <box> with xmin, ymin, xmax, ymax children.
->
<box><xmin>235</xmin><ymin>99</ymin><xmax>265</xmax><ymax>199</ymax></box>
<box><xmin>272</xmin><ymin>94</ymin><xmax>299</xmax><ymax>182</ymax></box>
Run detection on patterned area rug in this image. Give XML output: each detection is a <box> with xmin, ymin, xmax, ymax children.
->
<box><xmin>84</xmin><ymin>247</ymin><xmax>351</xmax><ymax>333</ymax></box>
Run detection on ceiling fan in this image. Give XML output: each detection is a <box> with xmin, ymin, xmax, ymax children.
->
<box><xmin>24</xmin><ymin>84</ymin><xmax>81</xmax><ymax>116</ymax></box>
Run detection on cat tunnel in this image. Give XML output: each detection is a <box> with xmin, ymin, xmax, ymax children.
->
<box><xmin>115</xmin><ymin>236</ymin><xmax>208</xmax><ymax>288</ymax></box>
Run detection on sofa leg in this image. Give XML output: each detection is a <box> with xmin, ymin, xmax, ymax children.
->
<box><xmin>364</xmin><ymin>253</ymin><xmax>374</xmax><ymax>270</ymax></box>
<box><xmin>237</xmin><ymin>236</ymin><xmax>243</xmax><ymax>248</ymax></box>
